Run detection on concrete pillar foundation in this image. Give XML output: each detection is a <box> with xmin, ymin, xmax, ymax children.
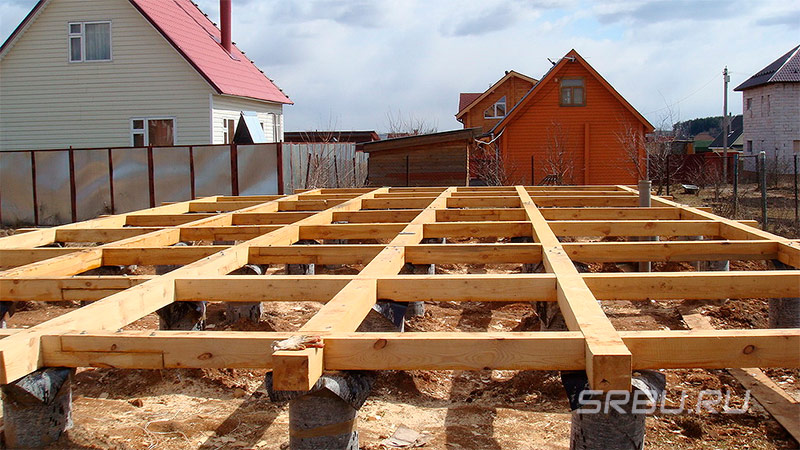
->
<box><xmin>156</xmin><ymin>302</ymin><xmax>206</xmax><ymax>330</ymax></box>
<box><xmin>769</xmin><ymin>260</ymin><xmax>800</xmax><ymax>328</ymax></box>
<box><xmin>226</xmin><ymin>264</ymin><xmax>264</xmax><ymax>323</ymax></box>
<box><xmin>287</xmin><ymin>240</ymin><xmax>319</xmax><ymax>275</ymax></box>
<box><xmin>266</xmin><ymin>371</ymin><xmax>376</xmax><ymax>450</ymax></box>
<box><xmin>2</xmin><ymin>367</ymin><xmax>75</xmax><ymax>448</ymax></box>
<box><xmin>562</xmin><ymin>370</ymin><xmax>666</xmax><ymax>450</ymax></box>
<box><xmin>0</xmin><ymin>301</ymin><xmax>16</xmax><ymax>328</ymax></box>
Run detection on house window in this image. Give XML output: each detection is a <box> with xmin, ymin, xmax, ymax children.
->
<box><xmin>746</xmin><ymin>98</ymin><xmax>752</xmax><ymax>110</ymax></box>
<box><xmin>746</xmin><ymin>140</ymin><xmax>753</xmax><ymax>154</ymax></box>
<box><xmin>223</xmin><ymin>118</ymin><xmax>235</xmax><ymax>144</ymax></box>
<box><xmin>560</xmin><ymin>78</ymin><xmax>585</xmax><ymax>106</ymax></box>
<box><xmin>131</xmin><ymin>118</ymin><xmax>175</xmax><ymax>146</ymax></box>
<box><xmin>794</xmin><ymin>140</ymin><xmax>800</xmax><ymax>153</ymax></box>
<box><xmin>483</xmin><ymin>96</ymin><xmax>507</xmax><ymax>119</ymax></box>
<box><xmin>268</xmin><ymin>112</ymin><xmax>280</xmax><ymax>142</ymax></box>
<box><xmin>68</xmin><ymin>22</ymin><xmax>111</xmax><ymax>62</ymax></box>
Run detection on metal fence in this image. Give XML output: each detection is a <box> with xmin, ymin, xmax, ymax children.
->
<box><xmin>662</xmin><ymin>152</ymin><xmax>799</xmax><ymax>236</ymax></box>
<box><xmin>0</xmin><ymin>143</ymin><xmax>279</xmax><ymax>226</ymax></box>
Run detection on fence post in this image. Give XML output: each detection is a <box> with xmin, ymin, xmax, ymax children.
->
<box><xmin>733</xmin><ymin>153</ymin><xmax>739</xmax><ymax>218</ymax></box>
<box><xmin>666</xmin><ymin>154</ymin><xmax>670</xmax><ymax>197</ymax></box>
<box><xmin>794</xmin><ymin>154</ymin><xmax>798</xmax><ymax>226</ymax></box>
<box><xmin>147</xmin><ymin>145</ymin><xmax>156</xmax><ymax>207</ymax></box>
<box><xmin>759</xmin><ymin>151</ymin><xmax>767</xmax><ymax>229</ymax></box>
<box><xmin>230</xmin><ymin>143</ymin><xmax>239</xmax><ymax>196</ymax></box>
<box><xmin>405</xmin><ymin>155</ymin><xmax>410</xmax><ymax>187</ymax></box>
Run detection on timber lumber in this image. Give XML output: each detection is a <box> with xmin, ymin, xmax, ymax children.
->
<box><xmin>1</xmin><ymin>184</ymin><xmax>797</xmax><ymax>400</ymax></box>
<box><xmin>679</xmin><ymin>310</ymin><xmax>800</xmax><ymax>443</ymax></box>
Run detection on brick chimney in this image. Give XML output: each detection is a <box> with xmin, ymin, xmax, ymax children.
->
<box><xmin>220</xmin><ymin>0</ymin><xmax>232</xmax><ymax>54</ymax></box>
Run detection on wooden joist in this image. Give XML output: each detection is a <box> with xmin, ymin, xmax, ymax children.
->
<box><xmin>0</xmin><ymin>184</ymin><xmax>796</xmax><ymax>398</ymax></box>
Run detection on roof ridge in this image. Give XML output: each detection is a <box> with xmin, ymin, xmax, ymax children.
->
<box><xmin>769</xmin><ymin>45</ymin><xmax>800</xmax><ymax>83</ymax></box>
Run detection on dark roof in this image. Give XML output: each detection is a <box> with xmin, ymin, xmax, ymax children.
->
<box><xmin>360</xmin><ymin>128</ymin><xmax>482</xmax><ymax>153</ymax></box>
<box><xmin>734</xmin><ymin>45</ymin><xmax>800</xmax><ymax>91</ymax></box>
<box><xmin>1</xmin><ymin>0</ymin><xmax>291</xmax><ymax>104</ymax></box>
<box><xmin>458</xmin><ymin>93</ymin><xmax>482</xmax><ymax>114</ymax></box>
<box><xmin>708</xmin><ymin>115</ymin><xmax>743</xmax><ymax>149</ymax></box>
<box><xmin>284</xmin><ymin>131</ymin><xmax>380</xmax><ymax>144</ymax></box>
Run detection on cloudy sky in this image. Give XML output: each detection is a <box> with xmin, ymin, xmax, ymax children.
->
<box><xmin>1</xmin><ymin>0</ymin><xmax>798</xmax><ymax>132</ymax></box>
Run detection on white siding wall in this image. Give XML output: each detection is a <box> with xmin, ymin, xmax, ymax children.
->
<box><xmin>212</xmin><ymin>95</ymin><xmax>283</xmax><ymax>144</ymax></box>
<box><xmin>0</xmin><ymin>0</ymin><xmax>213</xmax><ymax>150</ymax></box>
<box><xmin>741</xmin><ymin>83</ymin><xmax>800</xmax><ymax>172</ymax></box>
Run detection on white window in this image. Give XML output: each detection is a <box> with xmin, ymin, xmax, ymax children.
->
<box><xmin>69</xmin><ymin>21</ymin><xmax>111</xmax><ymax>62</ymax></box>
<box><xmin>131</xmin><ymin>118</ymin><xmax>175</xmax><ymax>146</ymax></box>
<box><xmin>483</xmin><ymin>96</ymin><xmax>507</xmax><ymax>119</ymax></box>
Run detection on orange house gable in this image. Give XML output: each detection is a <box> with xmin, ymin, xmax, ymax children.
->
<box><xmin>456</xmin><ymin>71</ymin><xmax>537</xmax><ymax>134</ymax></box>
<box><xmin>488</xmin><ymin>50</ymin><xmax>654</xmax><ymax>186</ymax></box>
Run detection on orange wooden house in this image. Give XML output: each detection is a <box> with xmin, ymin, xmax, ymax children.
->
<box><xmin>456</xmin><ymin>71</ymin><xmax>538</xmax><ymax>134</ymax></box>
<box><xmin>463</xmin><ymin>50</ymin><xmax>654</xmax><ymax>185</ymax></box>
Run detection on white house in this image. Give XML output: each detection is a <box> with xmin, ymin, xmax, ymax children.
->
<box><xmin>0</xmin><ymin>0</ymin><xmax>292</xmax><ymax>151</ymax></box>
<box><xmin>734</xmin><ymin>45</ymin><xmax>800</xmax><ymax>173</ymax></box>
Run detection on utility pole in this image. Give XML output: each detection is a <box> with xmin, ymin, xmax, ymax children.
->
<box><xmin>723</xmin><ymin>66</ymin><xmax>730</xmax><ymax>183</ymax></box>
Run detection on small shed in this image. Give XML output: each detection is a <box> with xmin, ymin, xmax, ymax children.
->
<box><xmin>360</xmin><ymin>128</ymin><xmax>482</xmax><ymax>186</ymax></box>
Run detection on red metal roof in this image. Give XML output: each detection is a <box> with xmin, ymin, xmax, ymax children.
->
<box><xmin>458</xmin><ymin>93</ymin><xmax>482</xmax><ymax>115</ymax></box>
<box><xmin>129</xmin><ymin>0</ymin><xmax>292</xmax><ymax>104</ymax></box>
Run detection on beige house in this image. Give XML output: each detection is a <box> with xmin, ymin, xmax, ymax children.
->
<box><xmin>734</xmin><ymin>44</ymin><xmax>800</xmax><ymax>173</ymax></box>
<box><xmin>0</xmin><ymin>0</ymin><xmax>292</xmax><ymax>151</ymax></box>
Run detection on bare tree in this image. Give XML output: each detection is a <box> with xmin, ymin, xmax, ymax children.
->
<box><xmin>543</xmin><ymin>121</ymin><xmax>574</xmax><ymax>185</ymax></box>
<box><xmin>470</xmin><ymin>140</ymin><xmax>522</xmax><ymax>186</ymax></box>
<box><xmin>296</xmin><ymin>116</ymin><xmax>367</xmax><ymax>189</ymax></box>
<box><xmin>385</xmin><ymin>109</ymin><xmax>438</xmax><ymax>137</ymax></box>
<box><xmin>615</xmin><ymin>106</ymin><xmax>685</xmax><ymax>194</ymax></box>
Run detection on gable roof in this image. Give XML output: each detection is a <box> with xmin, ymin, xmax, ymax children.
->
<box><xmin>708</xmin><ymin>115</ymin><xmax>743</xmax><ymax>149</ymax></box>
<box><xmin>735</xmin><ymin>45</ymin><xmax>800</xmax><ymax>91</ymax></box>
<box><xmin>0</xmin><ymin>0</ymin><xmax>291</xmax><ymax>105</ymax></box>
<box><xmin>456</xmin><ymin>70</ymin><xmax>537</xmax><ymax>119</ymax></box>
<box><xmin>490</xmin><ymin>49</ymin><xmax>654</xmax><ymax>134</ymax></box>
<box><xmin>458</xmin><ymin>93</ymin><xmax>482</xmax><ymax>113</ymax></box>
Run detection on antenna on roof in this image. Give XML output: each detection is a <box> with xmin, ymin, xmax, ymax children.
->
<box><xmin>547</xmin><ymin>58</ymin><xmax>557</xmax><ymax>66</ymax></box>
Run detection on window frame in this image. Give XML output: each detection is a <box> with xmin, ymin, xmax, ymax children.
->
<box><xmin>483</xmin><ymin>96</ymin><xmax>507</xmax><ymax>119</ymax></box>
<box><xmin>560</xmin><ymin>78</ymin><xmax>586</xmax><ymax>107</ymax></box>
<box><xmin>68</xmin><ymin>21</ymin><xmax>113</xmax><ymax>63</ymax></box>
<box><xmin>130</xmin><ymin>117</ymin><xmax>177</xmax><ymax>147</ymax></box>
<box><xmin>222</xmin><ymin>118</ymin><xmax>236</xmax><ymax>144</ymax></box>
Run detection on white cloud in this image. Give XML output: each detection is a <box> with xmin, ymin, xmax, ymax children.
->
<box><xmin>2</xmin><ymin>0</ymin><xmax>798</xmax><ymax>132</ymax></box>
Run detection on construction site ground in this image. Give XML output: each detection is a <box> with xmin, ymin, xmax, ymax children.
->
<box><xmin>0</xmin><ymin>255</ymin><xmax>797</xmax><ymax>450</ymax></box>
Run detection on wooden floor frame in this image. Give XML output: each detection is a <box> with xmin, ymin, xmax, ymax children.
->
<box><xmin>0</xmin><ymin>186</ymin><xmax>798</xmax><ymax>393</ymax></box>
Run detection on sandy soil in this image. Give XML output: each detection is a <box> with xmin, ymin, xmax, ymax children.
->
<box><xmin>1</xmin><ymin>258</ymin><xmax>797</xmax><ymax>450</ymax></box>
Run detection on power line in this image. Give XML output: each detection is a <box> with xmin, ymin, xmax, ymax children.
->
<box><xmin>643</xmin><ymin>72</ymin><xmax>719</xmax><ymax>115</ymax></box>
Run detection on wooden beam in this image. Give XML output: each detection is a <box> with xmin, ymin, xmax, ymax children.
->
<box><xmin>540</xmin><ymin>207</ymin><xmax>682</xmax><ymax>221</ymax></box>
<box><xmin>249</xmin><ymin>245</ymin><xmax>383</xmax><ymax>265</ymax></box>
<box><xmin>273</xmin><ymin>189</ymin><xmax>454</xmax><ymax>391</ymax></box>
<box><xmin>26</xmin><ymin>329</ymin><xmax>798</xmax><ymax>372</ymax></box>
<box><xmin>584</xmin><ymin>271</ymin><xmax>800</xmax><ymax>300</ymax></box>
<box><xmin>435</xmin><ymin>208</ymin><xmax>527</xmax><ymax>222</ymax></box>
<box><xmin>563</xmin><ymin>240</ymin><xmax>780</xmax><ymax>263</ymax></box>
<box><xmin>0</xmin><ymin>189</ymin><xmax>386</xmax><ymax>384</ymax></box>
<box><xmin>516</xmin><ymin>186</ymin><xmax>632</xmax><ymax>391</ymax></box>
<box><xmin>677</xmin><ymin>310</ymin><xmax>800</xmax><ymax>442</ymax></box>
<box><xmin>548</xmin><ymin>220</ymin><xmax>720</xmax><ymax>237</ymax></box>
<box><xmin>405</xmin><ymin>243</ymin><xmax>542</xmax><ymax>264</ymax></box>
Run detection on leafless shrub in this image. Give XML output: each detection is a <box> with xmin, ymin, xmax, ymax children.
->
<box><xmin>543</xmin><ymin>121</ymin><xmax>574</xmax><ymax>185</ymax></box>
<box><xmin>385</xmin><ymin>109</ymin><xmax>438</xmax><ymax>137</ymax></box>
<box><xmin>470</xmin><ymin>141</ymin><xmax>522</xmax><ymax>186</ymax></box>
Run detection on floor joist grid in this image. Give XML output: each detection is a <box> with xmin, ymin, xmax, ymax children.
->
<box><xmin>0</xmin><ymin>186</ymin><xmax>798</xmax><ymax>393</ymax></box>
